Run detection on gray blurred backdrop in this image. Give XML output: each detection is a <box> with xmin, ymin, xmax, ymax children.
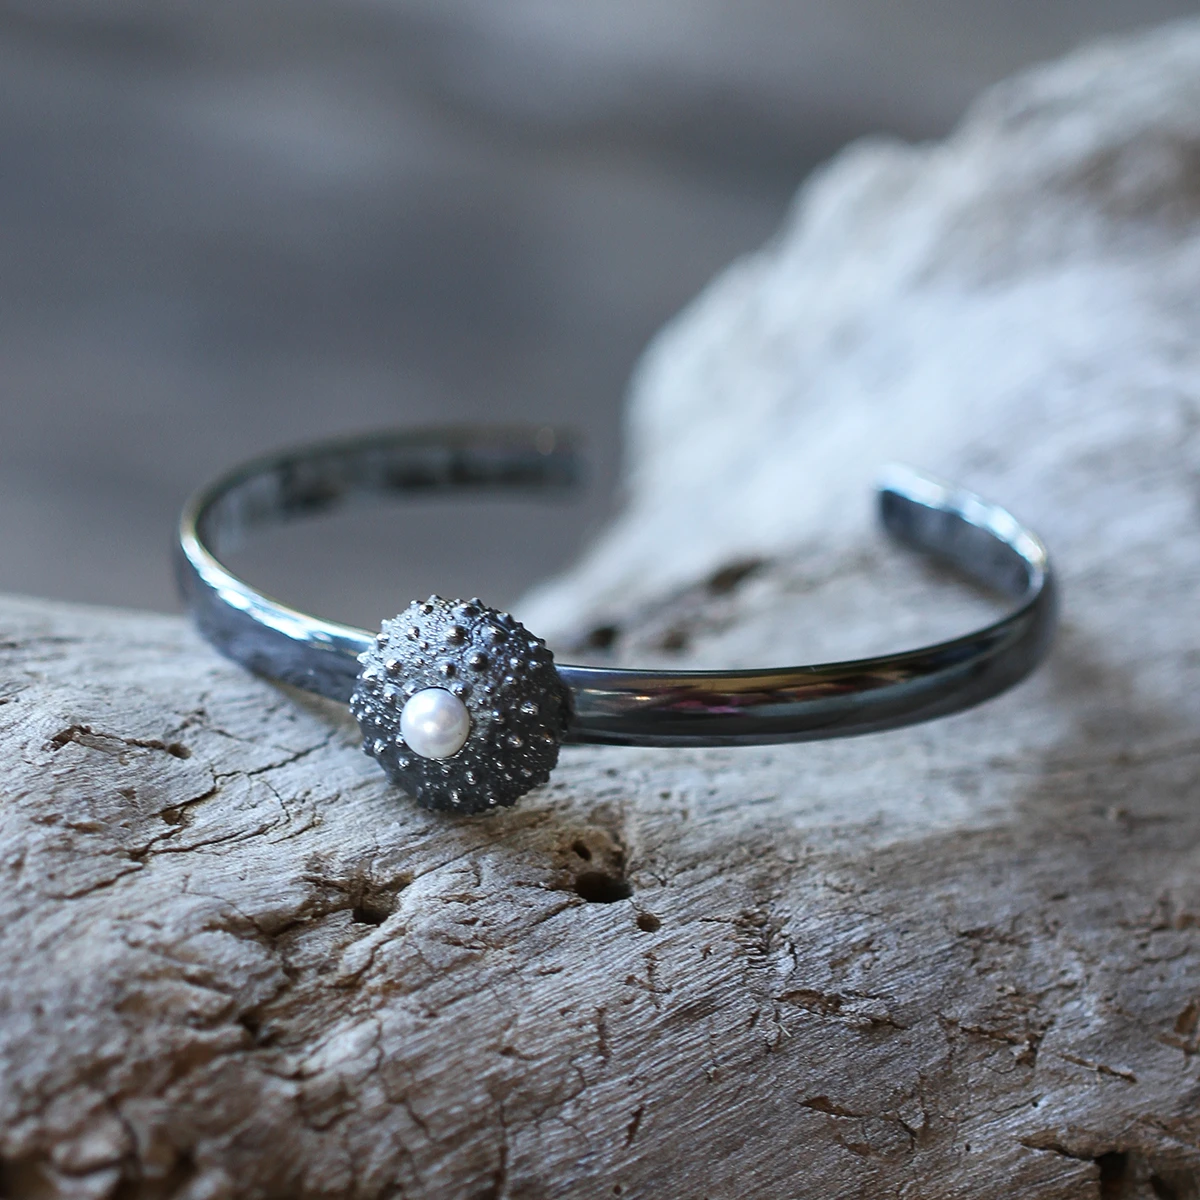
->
<box><xmin>0</xmin><ymin>0</ymin><xmax>1192</xmax><ymax>627</ymax></box>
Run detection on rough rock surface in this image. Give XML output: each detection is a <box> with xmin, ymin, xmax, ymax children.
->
<box><xmin>4</xmin><ymin>21</ymin><xmax>1200</xmax><ymax>1200</ymax></box>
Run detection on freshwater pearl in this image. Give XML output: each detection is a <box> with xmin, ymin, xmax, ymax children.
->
<box><xmin>400</xmin><ymin>687</ymin><xmax>471</xmax><ymax>759</ymax></box>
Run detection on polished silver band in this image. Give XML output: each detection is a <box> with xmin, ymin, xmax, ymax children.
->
<box><xmin>177</xmin><ymin>427</ymin><xmax>1056</xmax><ymax>769</ymax></box>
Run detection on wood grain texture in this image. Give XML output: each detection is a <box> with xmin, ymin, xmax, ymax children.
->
<box><xmin>5</xmin><ymin>21</ymin><xmax>1200</xmax><ymax>1200</ymax></box>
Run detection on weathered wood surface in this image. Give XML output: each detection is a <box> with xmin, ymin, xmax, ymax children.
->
<box><xmin>5</xmin><ymin>21</ymin><xmax>1200</xmax><ymax>1200</ymax></box>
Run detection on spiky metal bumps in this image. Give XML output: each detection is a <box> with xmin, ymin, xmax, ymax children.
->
<box><xmin>349</xmin><ymin>596</ymin><xmax>570</xmax><ymax>813</ymax></box>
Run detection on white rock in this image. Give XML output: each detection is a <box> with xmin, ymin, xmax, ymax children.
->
<box><xmin>522</xmin><ymin>19</ymin><xmax>1200</xmax><ymax>667</ymax></box>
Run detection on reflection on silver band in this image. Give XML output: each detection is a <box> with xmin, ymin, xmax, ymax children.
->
<box><xmin>177</xmin><ymin>427</ymin><xmax>1056</xmax><ymax>750</ymax></box>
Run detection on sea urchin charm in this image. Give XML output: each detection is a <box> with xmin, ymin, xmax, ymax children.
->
<box><xmin>349</xmin><ymin>596</ymin><xmax>570</xmax><ymax>813</ymax></box>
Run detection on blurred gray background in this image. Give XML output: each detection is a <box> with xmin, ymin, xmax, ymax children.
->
<box><xmin>1</xmin><ymin>0</ymin><xmax>1193</xmax><ymax>626</ymax></box>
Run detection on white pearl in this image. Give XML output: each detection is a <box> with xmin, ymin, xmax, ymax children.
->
<box><xmin>400</xmin><ymin>688</ymin><xmax>471</xmax><ymax>759</ymax></box>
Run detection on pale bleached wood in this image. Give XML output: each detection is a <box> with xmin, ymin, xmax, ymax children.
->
<box><xmin>5</xmin><ymin>21</ymin><xmax>1200</xmax><ymax>1200</ymax></box>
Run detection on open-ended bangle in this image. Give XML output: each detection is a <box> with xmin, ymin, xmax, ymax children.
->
<box><xmin>176</xmin><ymin>427</ymin><xmax>1056</xmax><ymax>814</ymax></box>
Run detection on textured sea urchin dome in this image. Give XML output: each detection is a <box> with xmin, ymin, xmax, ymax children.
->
<box><xmin>350</xmin><ymin>596</ymin><xmax>569</xmax><ymax>813</ymax></box>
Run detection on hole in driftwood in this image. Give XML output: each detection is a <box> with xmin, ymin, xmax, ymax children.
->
<box><xmin>574</xmin><ymin>871</ymin><xmax>632</xmax><ymax>904</ymax></box>
<box><xmin>351</xmin><ymin>900</ymin><xmax>393</xmax><ymax>926</ymax></box>
<box><xmin>585</xmin><ymin>624</ymin><xmax>619</xmax><ymax>651</ymax></box>
<box><xmin>303</xmin><ymin>861</ymin><xmax>410</xmax><ymax>929</ymax></box>
<box><xmin>636</xmin><ymin>912</ymin><xmax>661</xmax><ymax>933</ymax></box>
<box><xmin>1150</xmin><ymin>1174</ymin><xmax>1179</xmax><ymax>1200</ymax></box>
<box><xmin>1097</xmin><ymin>1152</ymin><xmax>1128</xmax><ymax>1200</ymax></box>
<box><xmin>706</xmin><ymin>556</ymin><xmax>767</xmax><ymax>595</ymax></box>
<box><xmin>656</xmin><ymin>628</ymin><xmax>689</xmax><ymax>653</ymax></box>
<box><xmin>571</xmin><ymin>839</ymin><xmax>593</xmax><ymax>861</ymax></box>
<box><xmin>238</xmin><ymin>1012</ymin><xmax>278</xmax><ymax>1048</ymax></box>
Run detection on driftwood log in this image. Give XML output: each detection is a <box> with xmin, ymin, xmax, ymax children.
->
<box><xmin>5</xmin><ymin>21</ymin><xmax>1200</xmax><ymax>1200</ymax></box>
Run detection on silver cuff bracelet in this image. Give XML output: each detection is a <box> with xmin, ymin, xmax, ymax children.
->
<box><xmin>177</xmin><ymin>427</ymin><xmax>1057</xmax><ymax>814</ymax></box>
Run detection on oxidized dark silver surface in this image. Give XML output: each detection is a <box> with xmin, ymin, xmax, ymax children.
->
<box><xmin>349</xmin><ymin>596</ymin><xmax>570</xmax><ymax>813</ymax></box>
<box><xmin>180</xmin><ymin>432</ymin><xmax>1055</xmax><ymax>767</ymax></box>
